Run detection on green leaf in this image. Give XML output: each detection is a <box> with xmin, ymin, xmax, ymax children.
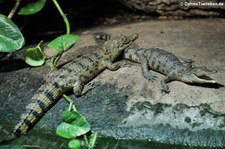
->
<box><xmin>24</xmin><ymin>41</ymin><xmax>45</xmax><ymax>66</ymax></box>
<box><xmin>18</xmin><ymin>0</ymin><xmax>47</xmax><ymax>15</ymax></box>
<box><xmin>47</xmin><ymin>34</ymin><xmax>78</xmax><ymax>52</ymax></box>
<box><xmin>0</xmin><ymin>14</ymin><xmax>25</xmax><ymax>52</ymax></box>
<box><xmin>68</xmin><ymin>140</ymin><xmax>81</xmax><ymax>149</ymax></box>
<box><xmin>56</xmin><ymin>111</ymin><xmax>90</xmax><ymax>139</ymax></box>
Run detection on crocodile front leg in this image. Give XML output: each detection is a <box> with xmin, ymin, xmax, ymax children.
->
<box><xmin>160</xmin><ymin>72</ymin><xmax>176</xmax><ymax>94</ymax></box>
<box><xmin>139</xmin><ymin>56</ymin><xmax>157</xmax><ymax>81</ymax></box>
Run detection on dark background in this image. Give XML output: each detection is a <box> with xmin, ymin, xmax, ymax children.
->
<box><xmin>0</xmin><ymin>0</ymin><xmax>150</xmax><ymax>43</ymax></box>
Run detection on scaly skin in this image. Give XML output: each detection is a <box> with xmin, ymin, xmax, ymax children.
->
<box><xmin>1</xmin><ymin>33</ymin><xmax>138</xmax><ymax>143</ymax></box>
<box><xmin>123</xmin><ymin>48</ymin><xmax>217</xmax><ymax>93</ymax></box>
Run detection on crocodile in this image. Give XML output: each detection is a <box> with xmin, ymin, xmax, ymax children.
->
<box><xmin>1</xmin><ymin>33</ymin><xmax>138</xmax><ymax>143</ymax></box>
<box><xmin>123</xmin><ymin>47</ymin><xmax>218</xmax><ymax>93</ymax></box>
<box><xmin>95</xmin><ymin>33</ymin><xmax>218</xmax><ymax>93</ymax></box>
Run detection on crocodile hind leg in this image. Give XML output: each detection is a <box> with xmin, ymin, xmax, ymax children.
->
<box><xmin>73</xmin><ymin>78</ymin><xmax>84</xmax><ymax>96</ymax></box>
<box><xmin>139</xmin><ymin>56</ymin><xmax>157</xmax><ymax>81</ymax></box>
<box><xmin>72</xmin><ymin>77</ymin><xmax>94</xmax><ymax>96</ymax></box>
<box><xmin>160</xmin><ymin>72</ymin><xmax>176</xmax><ymax>94</ymax></box>
<box><xmin>60</xmin><ymin>75</ymin><xmax>91</xmax><ymax>96</ymax></box>
<box><xmin>105</xmin><ymin>60</ymin><xmax>125</xmax><ymax>71</ymax></box>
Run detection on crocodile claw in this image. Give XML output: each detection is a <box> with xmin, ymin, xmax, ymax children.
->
<box><xmin>161</xmin><ymin>88</ymin><xmax>170</xmax><ymax>94</ymax></box>
<box><xmin>150</xmin><ymin>76</ymin><xmax>157</xmax><ymax>82</ymax></box>
<box><xmin>145</xmin><ymin>74</ymin><xmax>157</xmax><ymax>82</ymax></box>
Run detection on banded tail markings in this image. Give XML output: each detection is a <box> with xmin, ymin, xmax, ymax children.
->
<box><xmin>32</xmin><ymin>85</ymin><xmax>61</xmax><ymax>109</ymax></box>
<box><xmin>13</xmin><ymin>86</ymin><xmax>62</xmax><ymax>138</ymax></box>
<box><xmin>13</xmin><ymin>119</ymin><xmax>31</xmax><ymax>136</ymax></box>
<box><xmin>22</xmin><ymin>109</ymin><xmax>40</xmax><ymax>120</ymax></box>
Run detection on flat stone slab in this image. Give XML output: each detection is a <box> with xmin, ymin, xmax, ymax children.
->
<box><xmin>0</xmin><ymin>19</ymin><xmax>225</xmax><ymax>148</ymax></box>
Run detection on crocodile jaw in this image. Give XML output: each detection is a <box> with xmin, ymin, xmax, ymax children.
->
<box><xmin>181</xmin><ymin>74</ymin><xmax>217</xmax><ymax>84</ymax></box>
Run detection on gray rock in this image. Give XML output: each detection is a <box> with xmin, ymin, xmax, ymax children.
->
<box><xmin>119</xmin><ymin>0</ymin><xmax>225</xmax><ymax>17</ymax></box>
<box><xmin>0</xmin><ymin>19</ymin><xmax>225</xmax><ymax>148</ymax></box>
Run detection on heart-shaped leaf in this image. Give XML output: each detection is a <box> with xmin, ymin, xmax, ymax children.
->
<box><xmin>56</xmin><ymin>111</ymin><xmax>90</xmax><ymax>139</ymax></box>
<box><xmin>24</xmin><ymin>41</ymin><xmax>45</xmax><ymax>66</ymax></box>
<box><xmin>68</xmin><ymin>139</ymin><xmax>81</xmax><ymax>149</ymax></box>
<box><xmin>18</xmin><ymin>0</ymin><xmax>47</xmax><ymax>15</ymax></box>
<box><xmin>48</xmin><ymin>34</ymin><xmax>78</xmax><ymax>52</ymax></box>
<box><xmin>0</xmin><ymin>14</ymin><xmax>25</xmax><ymax>52</ymax></box>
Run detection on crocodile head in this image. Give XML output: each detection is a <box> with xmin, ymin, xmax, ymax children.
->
<box><xmin>180</xmin><ymin>65</ymin><xmax>217</xmax><ymax>84</ymax></box>
<box><xmin>117</xmin><ymin>33</ymin><xmax>139</xmax><ymax>50</ymax></box>
<box><xmin>102</xmin><ymin>33</ymin><xmax>139</xmax><ymax>59</ymax></box>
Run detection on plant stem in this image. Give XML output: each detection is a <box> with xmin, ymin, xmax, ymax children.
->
<box><xmin>49</xmin><ymin>51</ymin><xmax>63</xmax><ymax>71</ymax></box>
<box><xmin>37</xmin><ymin>40</ymin><xmax>45</xmax><ymax>56</ymax></box>
<box><xmin>63</xmin><ymin>94</ymin><xmax>77</xmax><ymax>111</ymax></box>
<box><xmin>84</xmin><ymin>135</ymin><xmax>91</xmax><ymax>149</ymax></box>
<box><xmin>8</xmin><ymin>0</ymin><xmax>21</xmax><ymax>19</ymax></box>
<box><xmin>52</xmin><ymin>0</ymin><xmax>70</xmax><ymax>34</ymax></box>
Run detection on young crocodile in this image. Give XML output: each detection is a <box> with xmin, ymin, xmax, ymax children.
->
<box><xmin>123</xmin><ymin>47</ymin><xmax>217</xmax><ymax>93</ymax></box>
<box><xmin>1</xmin><ymin>33</ymin><xmax>138</xmax><ymax>143</ymax></box>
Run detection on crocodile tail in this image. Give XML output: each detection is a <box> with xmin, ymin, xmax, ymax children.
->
<box><xmin>1</xmin><ymin>82</ymin><xmax>62</xmax><ymax>144</ymax></box>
